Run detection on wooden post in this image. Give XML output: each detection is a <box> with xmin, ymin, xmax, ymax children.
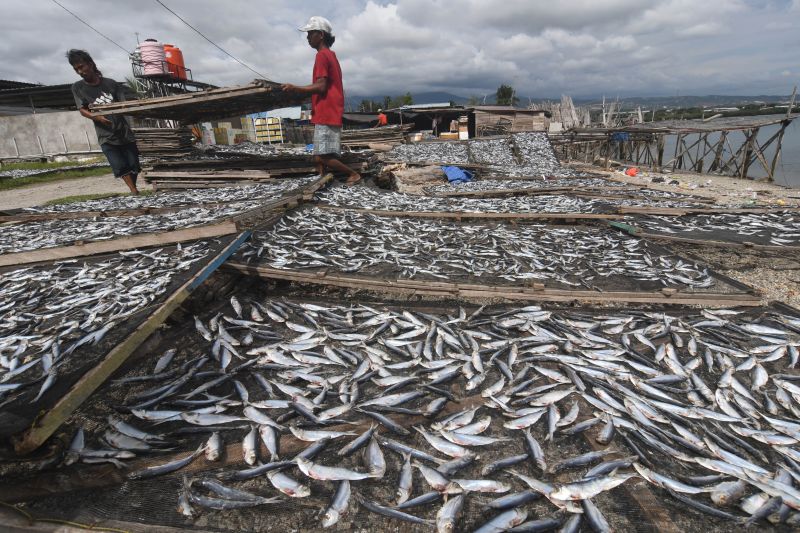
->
<box><xmin>740</xmin><ymin>127</ymin><xmax>758</xmax><ymax>179</ymax></box>
<box><xmin>770</xmin><ymin>120</ymin><xmax>790</xmax><ymax>181</ymax></box>
<box><xmin>709</xmin><ymin>131</ymin><xmax>727</xmax><ymax>172</ymax></box>
<box><xmin>695</xmin><ymin>133</ymin><xmax>705</xmax><ymax>173</ymax></box>
<box><xmin>672</xmin><ymin>133</ymin><xmax>682</xmax><ymax>170</ymax></box>
<box><xmin>657</xmin><ymin>134</ymin><xmax>664</xmax><ymax>168</ymax></box>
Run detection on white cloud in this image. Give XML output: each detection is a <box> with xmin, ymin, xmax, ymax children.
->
<box><xmin>677</xmin><ymin>22</ymin><xmax>726</xmax><ymax>37</ymax></box>
<box><xmin>0</xmin><ymin>0</ymin><xmax>797</xmax><ymax>100</ymax></box>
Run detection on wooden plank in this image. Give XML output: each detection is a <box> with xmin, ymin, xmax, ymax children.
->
<box><xmin>0</xmin><ymin>506</ymin><xmax>195</xmax><ymax>533</ymax></box>
<box><xmin>0</xmin><ymin>222</ymin><xmax>238</xmax><ymax>268</ymax></box>
<box><xmin>224</xmin><ymin>263</ymin><xmax>761</xmax><ymax>306</ymax></box>
<box><xmin>618</xmin><ymin>206</ymin><xmax>799</xmax><ymax>216</ymax></box>
<box><xmin>146</xmin><ymin>170</ymin><xmax>274</xmax><ymax>178</ymax></box>
<box><xmin>301</xmin><ymin>173</ymin><xmax>334</xmax><ymax>199</ymax></box>
<box><xmin>316</xmin><ymin>206</ymin><xmax>621</xmax><ymax>221</ymax></box>
<box><xmin>12</xmin><ymin>232</ymin><xmax>252</xmax><ymax>455</ymax></box>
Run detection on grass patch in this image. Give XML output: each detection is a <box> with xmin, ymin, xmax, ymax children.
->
<box><xmin>0</xmin><ymin>167</ymin><xmax>112</xmax><ymax>191</ymax></box>
<box><xmin>44</xmin><ymin>189</ymin><xmax>155</xmax><ymax>205</ymax></box>
<box><xmin>0</xmin><ymin>158</ymin><xmax>106</xmax><ymax>171</ymax></box>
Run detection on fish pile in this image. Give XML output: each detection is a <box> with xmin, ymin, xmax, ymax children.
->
<box><xmin>317</xmin><ymin>187</ymin><xmax>611</xmax><ymax>215</ymax></box>
<box><xmin>235</xmin><ymin>208</ymin><xmax>715</xmax><ymax>290</ymax></box>
<box><xmin>388</xmin><ymin>133</ymin><xmax>582</xmax><ymax>179</ymax></box>
<box><xmin>0</xmin><ymin>163</ymin><xmax>108</xmax><ymax>180</ymax></box>
<box><xmin>512</xmin><ymin>133</ymin><xmax>562</xmax><ymax>171</ymax></box>
<box><xmin>66</xmin><ymin>299</ymin><xmax>800</xmax><ymax>529</ymax></box>
<box><xmin>389</xmin><ymin>142</ymin><xmax>470</xmax><ymax>165</ymax></box>
<box><xmin>468</xmin><ymin>139</ymin><xmax>518</xmax><ymax>167</ymax></box>
<box><xmin>633</xmin><ymin>212</ymin><xmax>800</xmax><ymax>247</ymax></box>
<box><xmin>23</xmin><ymin>177</ymin><xmax>318</xmax><ymax>214</ymax></box>
<box><xmin>196</xmin><ymin>142</ymin><xmax>308</xmax><ymax>159</ymax></box>
<box><xmin>0</xmin><ymin>201</ymin><xmax>261</xmax><ymax>254</ymax></box>
<box><xmin>0</xmin><ymin>243</ymin><xmax>210</xmax><ymax>406</ymax></box>
<box><xmin>472</xmin><ymin>135</ymin><xmax>580</xmax><ymax>178</ymax></box>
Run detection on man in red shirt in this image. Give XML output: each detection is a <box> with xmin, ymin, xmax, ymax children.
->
<box><xmin>375</xmin><ymin>109</ymin><xmax>388</xmax><ymax>127</ymax></box>
<box><xmin>283</xmin><ymin>16</ymin><xmax>361</xmax><ymax>185</ymax></box>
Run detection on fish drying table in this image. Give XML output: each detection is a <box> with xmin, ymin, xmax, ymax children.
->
<box><xmin>1</xmin><ymin>233</ymin><xmax>249</xmax><ymax>455</ymax></box>
<box><xmin>609</xmin><ymin>217</ymin><xmax>800</xmax><ymax>252</ymax></box>
<box><xmin>223</xmin><ymin>263</ymin><xmax>760</xmax><ymax>306</ymax></box>
<box><xmin>0</xmin><ymin>175</ymin><xmax>329</xmax><ymax>224</ymax></box>
<box><xmin>225</xmin><ymin>206</ymin><xmax>760</xmax><ymax>306</ymax></box>
<box><xmin>144</xmin><ymin>159</ymin><xmax>365</xmax><ymax>190</ymax></box>
<box><xmin>0</xmin><ymin>189</ymin><xmax>316</xmax><ymax>268</ymax></box>
<box><xmin>2</xmin><ymin>298</ymin><xmax>795</xmax><ymax>533</ymax></box>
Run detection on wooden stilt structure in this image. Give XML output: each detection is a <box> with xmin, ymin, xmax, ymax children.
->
<box><xmin>550</xmin><ymin>113</ymin><xmax>799</xmax><ymax>181</ymax></box>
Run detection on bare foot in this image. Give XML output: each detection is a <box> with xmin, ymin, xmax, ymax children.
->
<box><xmin>345</xmin><ymin>173</ymin><xmax>362</xmax><ymax>186</ymax></box>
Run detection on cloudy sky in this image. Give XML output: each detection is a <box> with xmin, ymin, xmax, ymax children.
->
<box><xmin>2</xmin><ymin>0</ymin><xmax>798</xmax><ymax>101</ymax></box>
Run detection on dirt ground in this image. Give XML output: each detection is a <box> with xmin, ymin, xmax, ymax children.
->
<box><xmin>568</xmin><ymin>163</ymin><xmax>800</xmax><ymax>207</ymax></box>
<box><xmin>0</xmin><ymin>174</ymin><xmax>152</xmax><ymax>211</ymax></box>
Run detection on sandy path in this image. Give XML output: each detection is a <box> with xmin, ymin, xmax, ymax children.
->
<box><xmin>0</xmin><ymin>174</ymin><xmax>151</xmax><ymax>211</ymax></box>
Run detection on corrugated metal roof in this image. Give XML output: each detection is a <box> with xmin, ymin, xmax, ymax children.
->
<box><xmin>399</xmin><ymin>102</ymin><xmax>457</xmax><ymax>110</ymax></box>
<box><xmin>0</xmin><ymin>80</ymin><xmax>40</xmax><ymax>91</ymax></box>
<box><xmin>473</xmin><ymin>106</ymin><xmax>545</xmax><ymax>113</ymax></box>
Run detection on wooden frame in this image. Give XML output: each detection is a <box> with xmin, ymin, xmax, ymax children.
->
<box><xmin>224</xmin><ymin>263</ymin><xmax>761</xmax><ymax>307</ymax></box>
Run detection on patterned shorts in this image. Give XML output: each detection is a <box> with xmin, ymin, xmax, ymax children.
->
<box><xmin>313</xmin><ymin>124</ymin><xmax>342</xmax><ymax>155</ymax></box>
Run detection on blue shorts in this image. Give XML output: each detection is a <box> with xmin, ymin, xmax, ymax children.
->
<box><xmin>101</xmin><ymin>142</ymin><xmax>141</xmax><ymax>178</ymax></box>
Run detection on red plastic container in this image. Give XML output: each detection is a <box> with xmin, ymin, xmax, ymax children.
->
<box><xmin>163</xmin><ymin>44</ymin><xmax>187</xmax><ymax>80</ymax></box>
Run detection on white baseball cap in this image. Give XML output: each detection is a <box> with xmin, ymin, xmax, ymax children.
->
<box><xmin>299</xmin><ymin>16</ymin><xmax>334</xmax><ymax>36</ymax></box>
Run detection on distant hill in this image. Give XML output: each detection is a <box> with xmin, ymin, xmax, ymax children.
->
<box><xmin>347</xmin><ymin>92</ymin><xmax>794</xmax><ymax>110</ymax></box>
<box><xmin>347</xmin><ymin>91</ymin><xmax>471</xmax><ymax>108</ymax></box>
<box><xmin>569</xmin><ymin>95</ymin><xmax>794</xmax><ymax>110</ymax></box>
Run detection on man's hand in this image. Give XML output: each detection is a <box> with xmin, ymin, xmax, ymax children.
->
<box><xmin>95</xmin><ymin>116</ymin><xmax>113</xmax><ymax>126</ymax></box>
<box><xmin>281</xmin><ymin>83</ymin><xmax>297</xmax><ymax>93</ymax></box>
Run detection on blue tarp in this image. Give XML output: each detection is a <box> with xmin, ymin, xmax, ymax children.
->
<box><xmin>441</xmin><ymin>165</ymin><xmax>473</xmax><ymax>184</ymax></box>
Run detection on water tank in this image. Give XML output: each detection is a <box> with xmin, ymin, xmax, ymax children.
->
<box><xmin>163</xmin><ymin>44</ymin><xmax>187</xmax><ymax>80</ymax></box>
<box><xmin>140</xmin><ymin>39</ymin><xmax>166</xmax><ymax>76</ymax></box>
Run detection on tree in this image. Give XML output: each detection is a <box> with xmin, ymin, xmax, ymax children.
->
<box><xmin>388</xmin><ymin>92</ymin><xmax>414</xmax><ymax>109</ymax></box>
<box><xmin>496</xmin><ymin>84</ymin><xmax>519</xmax><ymax>106</ymax></box>
<box><xmin>382</xmin><ymin>96</ymin><xmax>392</xmax><ymax>110</ymax></box>
<box><xmin>358</xmin><ymin>99</ymin><xmax>383</xmax><ymax>112</ymax></box>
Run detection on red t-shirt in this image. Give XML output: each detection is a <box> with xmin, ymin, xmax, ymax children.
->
<box><xmin>311</xmin><ymin>48</ymin><xmax>344</xmax><ymax>126</ymax></box>
<box><xmin>377</xmin><ymin>113</ymin><xmax>388</xmax><ymax>126</ymax></box>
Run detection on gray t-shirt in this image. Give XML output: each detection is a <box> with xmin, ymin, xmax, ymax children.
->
<box><xmin>71</xmin><ymin>77</ymin><xmax>136</xmax><ymax>146</ymax></box>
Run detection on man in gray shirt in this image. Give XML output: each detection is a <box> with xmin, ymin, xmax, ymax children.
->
<box><xmin>68</xmin><ymin>49</ymin><xmax>141</xmax><ymax>195</ymax></box>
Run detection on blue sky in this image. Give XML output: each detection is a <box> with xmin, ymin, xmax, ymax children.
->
<box><xmin>2</xmin><ymin>0</ymin><xmax>798</xmax><ymax>99</ymax></box>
